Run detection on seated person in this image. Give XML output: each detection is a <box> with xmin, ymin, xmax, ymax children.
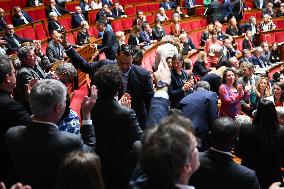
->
<box><xmin>156</xmin><ymin>7</ymin><xmax>169</xmax><ymax>22</ymax></box>
<box><xmin>225</xmin><ymin>17</ymin><xmax>242</xmax><ymax>36</ymax></box>
<box><xmin>152</xmin><ymin>20</ymin><xmax>166</xmax><ymax>41</ymax></box>
<box><xmin>193</xmin><ymin>51</ymin><xmax>211</xmax><ymax>78</ymax></box>
<box><xmin>170</xmin><ymin>13</ymin><xmax>182</xmax><ymax>36</ymax></box>
<box><xmin>260</xmin><ymin>14</ymin><xmax>276</xmax><ymax>31</ymax></box>
<box><xmin>132</xmin><ymin>11</ymin><xmax>147</xmax><ymax>28</ymax></box>
<box><xmin>3</xmin><ymin>24</ymin><xmax>33</xmax><ymax>55</ymax></box>
<box><xmin>179</xmin><ymin>33</ymin><xmax>197</xmax><ymax>57</ymax></box>
<box><xmin>277</xmin><ymin>3</ymin><xmax>284</xmax><ymax>17</ymax></box>
<box><xmin>72</xmin><ymin>6</ymin><xmax>87</xmax><ymax>29</ymax></box>
<box><xmin>175</xmin><ymin>6</ymin><xmax>188</xmax><ymax>18</ymax></box>
<box><xmin>46</xmin><ymin>0</ymin><xmax>70</xmax><ymax>17</ymax></box>
<box><xmin>140</xmin><ymin>23</ymin><xmax>158</xmax><ymax>46</ymax></box>
<box><xmin>0</xmin><ymin>8</ymin><xmax>7</xmax><ymax>32</ymax></box>
<box><xmin>239</xmin><ymin>49</ymin><xmax>253</xmax><ymax>65</ymax></box>
<box><xmin>215</xmin><ymin>21</ymin><xmax>228</xmax><ymax>41</ymax></box>
<box><xmin>223</xmin><ymin>37</ymin><xmax>236</xmax><ymax>58</ymax></box>
<box><xmin>116</xmin><ymin>31</ymin><xmax>126</xmax><ymax>46</ymax></box>
<box><xmin>263</xmin><ymin>2</ymin><xmax>276</xmax><ymax>18</ymax></box>
<box><xmin>27</xmin><ymin>0</ymin><xmax>43</xmax><ymax>6</ymax></box>
<box><xmin>12</xmin><ymin>6</ymin><xmax>33</xmax><ymax>27</ymax></box>
<box><xmin>160</xmin><ymin>0</ymin><xmax>176</xmax><ymax>10</ymax></box>
<box><xmin>200</xmin><ymin>23</ymin><xmax>214</xmax><ymax>46</ymax></box>
<box><xmin>128</xmin><ymin>25</ymin><xmax>144</xmax><ymax>48</ymax></box>
<box><xmin>252</xmin><ymin>47</ymin><xmax>269</xmax><ymax>68</ymax></box>
<box><xmin>261</xmin><ymin>42</ymin><xmax>271</xmax><ymax>66</ymax></box>
<box><xmin>270</xmin><ymin>43</ymin><xmax>280</xmax><ymax>63</ymax></box>
<box><xmin>242</xmin><ymin>30</ymin><xmax>255</xmax><ymax>51</ymax></box>
<box><xmin>96</xmin><ymin>4</ymin><xmax>114</xmax><ymax>22</ymax></box>
<box><xmin>48</xmin><ymin>12</ymin><xmax>65</xmax><ymax>35</ymax></box>
<box><xmin>77</xmin><ymin>21</ymin><xmax>91</xmax><ymax>46</ymax></box>
<box><xmin>46</xmin><ymin>30</ymin><xmax>66</xmax><ymax>63</ymax></box>
<box><xmin>111</xmin><ymin>1</ymin><xmax>127</xmax><ymax>18</ymax></box>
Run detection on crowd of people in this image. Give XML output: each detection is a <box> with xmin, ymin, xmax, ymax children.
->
<box><xmin>0</xmin><ymin>0</ymin><xmax>284</xmax><ymax>189</ymax></box>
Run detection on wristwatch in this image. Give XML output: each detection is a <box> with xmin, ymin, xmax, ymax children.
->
<box><xmin>156</xmin><ymin>80</ymin><xmax>169</xmax><ymax>89</ymax></box>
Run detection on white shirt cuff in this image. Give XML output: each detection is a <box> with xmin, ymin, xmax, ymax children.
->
<box><xmin>82</xmin><ymin>119</ymin><xmax>92</xmax><ymax>125</ymax></box>
<box><xmin>154</xmin><ymin>90</ymin><xmax>169</xmax><ymax>99</ymax></box>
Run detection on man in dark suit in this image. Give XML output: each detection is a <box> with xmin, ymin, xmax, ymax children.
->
<box><xmin>12</xmin><ymin>6</ymin><xmax>33</xmax><ymax>27</ymax></box>
<box><xmin>223</xmin><ymin>0</ymin><xmax>244</xmax><ymax>21</ymax></box>
<box><xmin>27</xmin><ymin>0</ymin><xmax>43</xmax><ymax>7</ymax></box>
<box><xmin>179</xmin><ymin>81</ymin><xmax>218</xmax><ymax>151</ymax></box>
<box><xmin>252</xmin><ymin>47</ymin><xmax>268</xmax><ymax>68</ymax></box>
<box><xmin>46</xmin><ymin>30</ymin><xmax>66</xmax><ymax>63</ymax></box>
<box><xmin>160</xmin><ymin>0</ymin><xmax>176</xmax><ymax>10</ymax></box>
<box><xmin>190</xmin><ymin>117</ymin><xmax>260</xmax><ymax>189</ymax></box>
<box><xmin>140</xmin><ymin>23</ymin><xmax>158</xmax><ymax>46</ymax></box>
<box><xmin>242</xmin><ymin>16</ymin><xmax>259</xmax><ymax>35</ymax></box>
<box><xmin>102</xmin><ymin>0</ymin><xmax>113</xmax><ymax>7</ymax></box>
<box><xmin>6</xmin><ymin>79</ymin><xmax>96</xmax><ymax>189</ymax></box>
<box><xmin>253</xmin><ymin>0</ymin><xmax>266</xmax><ymax>9</ymax></box>
<box><xmin>45</xmin><ymin>0</ymin><xmax>70</xmax><ymax>17</ymax></box>
<box><xmin>15</xmin><ymin>46</ymin><xmax>46</xmax><ymax>112</ymax></box>
<box><xmin>0</xmin><ymin>8</ymin><xmax>8</xmax><ymax>31</ymax></box>
<box><xmin>96</xmin><ymin>5</ymin><xmax>114</xmax><ymax>22</ymax></box>
<box><xmin>206</xmin><ymin>0</ymin><xmax>223</xmax><ymax>23</ymax></box>
<box><xmin>3</xmin><ymin>24</ymin><xmax>33</xmax><ymax>54</ymax></box>
<box><xmin>71</xmin><ymin>6</ymin><xmax>87</xmax><ymax>29</ymax></box>
<box><xmin>48</xmin><ymin>12</ymin><xmax>65</xmax><ymax>34</ymax></box>
<box><xmin>0</xmin><ymin>55</ymin><xmax>32</xmax><ymax>187</ymax></box>
<box><xmin>96</xmin><ymin>19</ymin><xmax>118</xmax><ymax>60</ymax></box>
<box><xmin>111</xmin><ymin>1</ymin><xmax>126</xmax><ymax>18</ymax></box>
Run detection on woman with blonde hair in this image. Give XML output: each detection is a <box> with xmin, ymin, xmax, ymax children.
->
<box><xmin>225</xmin><ymin>16</ymin><xmax>242</xmax><ymax>36</ymax></box>
<box><xmin>170</xmin><ymin>13</ymin><xmax>182</xmax><ymax>36</ymax></box>
<box><xmin>193</xmin><ymin>51</ymin><xmax>211</xmax><ymax>78</ymax></box>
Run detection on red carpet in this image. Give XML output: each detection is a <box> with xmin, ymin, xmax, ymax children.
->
<box><xmin>70</xmin><ymin>84</ymin><xmax>88</xmax><ymax>118</ymax></box>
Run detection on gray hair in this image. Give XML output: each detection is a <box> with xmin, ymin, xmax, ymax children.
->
<box><xmin>17</xmin><ymin>46</ymin><xmax>34</xmax><ymax>62</ymax></box>
<box><xmin>276</xmin><ymin>107</ymin><xmax>284</xmax><ymax>118</ymax></box>
<box><xmin>55</xmin><ymin>63</ymin><xmax>77</xmax><ymax>84</ymax></box>
<box><xmin>194</xmin><ymin>81</ymin><xmax>210</xmax><ymax>91</ymax></box>
<box><xmin>235</xmin><ymin>115</ymin><xmax>252</xmax><ymax>126</ymax></box>
<box><xmin>254</xmin><ymin>46</ymin><xmax>263</xmax><ymax>53</ymax></box>
<box><xmin>161</xmin><ymin>35</ymin><xmax>174</xmax><ymax>43</ymax></box>
<box><xmin>30</xmin><ymin>79</ymin><xmax>66</xmax><ymax>118</ymax></box>
<box><xmin>49</xmin><ymin>12</ymin><xmax>58</xmax><ymax>18</ymax></box>
<box><xmin>0</xmin><ymin>55</ymin><xmax>12</xmax><ymax>84</ymax></box>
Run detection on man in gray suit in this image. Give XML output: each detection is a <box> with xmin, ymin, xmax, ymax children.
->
<box><xmin>46</xmin><ymin>30</ymin><xmax>66</xmax><ymax>63</ymax></box>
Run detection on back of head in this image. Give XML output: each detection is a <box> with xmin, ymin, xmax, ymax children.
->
<box><xmin>94</xmin><ymin>64</ymin><xmax>123</xmax><ymax>98</ymax></box>
<box><xmin>140</xmin><ymin>114</ymin><xmax>195</xmax><ymax>189</ymax></box>
<box><xmin>0</xmin><ymin>55</ymin><xmax>12</xmax><ymax>85</ymax></box>
<box><xmin>30</xmin><ymin>79</ymin><xmax>66</xmax><ymax>119</ymax></box>
<box><xmin>55</xmin><ymin>62</ymin><xmax>77</xmax><ymax>84</ymax></box>
<box><xmin>56</xmin><ymin>151</ymin><xmax>104</xmax><ymax>189</ymax></box>
<box><xmin>194</xmin><ymin>81</ymin><xmax>210</xmax><ymax>91</ymax></box>
<box><xmin>210</xmin><ymin>117</ymin><xmax>239</xmax><ymax>151</ymax></box>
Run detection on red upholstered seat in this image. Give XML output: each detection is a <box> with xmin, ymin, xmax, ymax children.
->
<box><xmin>88</xmin><ymin>10</ymin><xmax>99</xmax><ymax>25</ymax></box>
<box><xmin>125</xmin><ymin>6</ymin><xmax>136</xmax><ymax>16</ymax></box>
<box><xmin>195</xmin><ymin>7</ymin><xmax>204</xmax><ymax>16</ymax></box>
<box><xmin>180</xmin><ymin>22</ymin><xmax>191</xmax><ymax>32</ymax></box>
<box><xmin>66</xmin><ymin>32</ymin><xmax>76</xmax><ymax>44</ymax></box>
<box><xmin>122</xmin><ymin>17</ymin><xmax>134</xmax><ymax>31</ymax></box>
<box><xmin>41</xmin><ymin>43</ymin><xmax>48</xmax><ymax>53</ymax></box>
<box><xmin>163</xmin><ymin>24</ymin><xmax>171</xmax><ymax>34</ymax></box>
<box><xmin>196</xmin><ymin>0</ymin><xmax>203</xmax><ymax>5</ymax></box>
<box><xmin>190</xmin><ymin>21</ymin><xmax>201</xmax><ymax>30</ymax></box>
<box><xmin>89</xmin><ymin>25</ymin><xmax>99</xmax><ymax>38</ymax></box>
<box><xmin>200</xmin><ymin>18</ymin><xmax>208</xmax><ymax>27</ymax></box>
<box><xmin>235</xmin><ymin>37</ymin><xmax>243</xmax><ymax>51</ymax></box>
<box><xmin>73</xmin><ymin>30</ymin><xmax>78</xmax><ymax>44</ymax></box>
<box><xmin>58</xmin><ymin>16</ymin><xmax>72</xmax><ymax>30</ymax></box>
<box><xmin>147</xmin><ymin>3</ymin><xmax>160</xmax><ymax>12</ymax></box>
<box><xmin>112</xmin><ymin>20</ymin><xmax>124</xmax><ymax>32</ymax></box>
<box><xmin>4</xmin><ymin>13</ymin><xmax>12</xmax><ymax>24</ymax></box>
<box><xmin>34</xmin><ymin>6</ymin><xmax>46</xmax><ymax>20</ymax></box>
<box><xmin>14</xmin><ymin>29</ymin><xmax>23</xmax><ymax>38</ymax></box>
<box><xmin>119</xmin><ymin>0</ymin><xmax>128</xmax><ymax>6</ymax></box>
<box><xmin>276</xmin><ymin>19</ymin><xmax>284</xmax><ymax>28</ymax></box>
<box><xmin>65</xmin><ymin>2</ymin><xmax>79</xmax><ymax>11</ymax></box>
<box><xmin>25</xmin><ymin>9</ymin><xmax>36</xmax><ymax>21</ymax></box>
<box><xmin>146</xmin><ymin>14</ymin><xmax>154</xmax><ymax>24</ymax></box>
<box><xmin>20</xmin><ymin>0</ymin><xmax>28</xmax><ymax>8</ymax></box>
<box><xmin>34</xmin><ymin>22</ymin><xmax>47</xmax><ymax>40</ymax></box>
<box><xmin>165</xmin><ymin>10</ymin><xmax>174</xmax><ymax>19</ymax></box>
<box><xmin>255</xmin><ymin>12</ymin><xmax>262</xmax><ymax>19</ymax></box>
<box><xmin>0</xmin><ymin>1</ymin><xmax>11</xmax><ymax>11</ymax></box>
<box><xmin>136</xmin><ymin>4</ymin><xmax>148</xmax><ymax>13</ymax></box>
<box><xmin>259</xmin><ymin>33</ymin><xmax>275</xmax><ymax>46</ymax></box>
<box><xmin>275</xmin><ymin>32</ymin><xmax>284</xmax><ymax>43</ymax></box>
<box><xmin>21</xmin><ymin>26</ymin><xmax>36</xmax><ymax>40</ymax></box>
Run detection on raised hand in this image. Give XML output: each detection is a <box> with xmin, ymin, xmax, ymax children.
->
<box><xmin>81</xmin><ymin>85</ymin><xmax>97</xmax><ymax>120</ymax></box>
<box><xmin>119</xmin><ymin>93</ymin><xmax>131</xmax><ymax>108</ymax></box>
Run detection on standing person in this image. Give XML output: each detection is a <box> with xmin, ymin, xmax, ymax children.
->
<box><xmin>235</xmin><ymin>99</ymin><xmax>284</xmax><ymax>189</ymax></box>
<box><xmin>96</xmin><ymin>19</ymin><xmax>119</xmax><ymax>60</ymax></box>
<box><xmin>219</xmin><ymin>68</ymin><xmax>244</xmax><ymax>119</ymax></box>
<box><xmin>5</xmin><ymin>79</ymin><xmax>96</xmax><ymax>189</ymax></box>
<box><xmin>266</xmin><ymin>82</ymin><xmax>284</xmax><ymax>107</ymax></box>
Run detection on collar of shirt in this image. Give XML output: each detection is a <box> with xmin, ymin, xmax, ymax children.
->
<box><xmin>176</xmin><ymin>184</ymin><xmax>195</xmax><ymax>189</ymax></box>
<box><xmin>122</xmin><ymin>67</ymin><xmax>131</xmax><ymax>77</ymax></box>
<box><xmin>210</xmin><ymin>147</ymin><xmax>233</xmax><ymax>157</ymax></box>
<box><xmin>33</xmin><ymin>120</ymin><xmax>58</xmax><ymax>129</ymax></box>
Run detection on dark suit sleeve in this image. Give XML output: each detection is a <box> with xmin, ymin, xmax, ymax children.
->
<box><xmin>80</xmin><ymin>124</ymin><xmax>96</xmax><ymax>152</ymax></box>
<box><xmin>12</xmin><ymin>17</ymin><xmax>24</xmax><ymax>27</ymax></box>
<box><xmin>46</xmin><ymin>45</ymin><xmax>59</xmax><ymax>63</ymax></box>
<box><xmin>194</xmin><ymin>61</ymin><xmax>210</xmax><ymax>76</ymax></box>
<box><xmin>245</xmin><ymin>170</ymin><xmax>260</xmax><ymax>189</ymax></box>
<box><xmin>65</xmin><ymin>46</ymin><xmax>101</xmax><ymax>74</ymax></box>
<box><xmin>143</xmin><ymin>71</ymin><xmax>154</xmax><ymax>113</ymax></box>
<box><xmin>208</xmin><ymin>92</ymin><xmax>218</xmax><ymax>128</ymax></box>
<box><xmin>242</xmin><ymin>39</ymin><xmax>249</xmax><ymax>50</ymax></box>
<box><xmin>140</xmin><ymin>32</ymin><xmax>151</xmax><ymax>43</ymax></box>
<box><xmin>23</xmin><ymin>11</ymin><xmax>33</xmax><ymax>22</ymax></box>
<box><xmin>188</xmin><ymin>38</ymin><xmax>196</xmax><ymax>49</ymax></box>
<box><xmin>126</xmin><ymin>109</ymin><xmax>143</xmax><ymax>143</ymax></box>
<box><xmin>98</xmin><ymin>31</ymin><xmax>112</xmax><ymax>54</ymax></box>
<box><xmin>146</xmin><ymin>97</ymin><xmax>170</xmax><ymax>127</ymax></box>
<box><xmin>7</xmin><ymin>100</ymin><xmax>32</xmax><ymax>125</ymax></box>
<box><xmin>58</xmin><ymin>6</ymin><xmax>70</xmax><ymax>14</ymax></box>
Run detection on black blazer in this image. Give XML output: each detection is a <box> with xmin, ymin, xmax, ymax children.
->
<box><xmin>45</xmin><ymin>5</ymin><xmax>70</xmax><ymax>17</ymax></box>
<box><xmin>92</xmin><ymin>97</ymin><xmax>142</xmax><ymax>189</ymax></box>
<box><xmin>190</xmin><ymin>149</ymin><xmax>260</xmax><ymax>189</ymax></box>
<box><xmin>235</xmin><ymin>125</ymin><xmax>284</xmax><ymax>189</ymax></box>
<box><xmin>193</xmin><ymin>60</ymin><xmax>210</xmax><ymax>77</ymax></box>
<box><xmin>27</xmin><ymin>0</ymin><xmax>43</xmax><ymax>7</ymax></box>
<box><xmin>12</xmin><ymin>11</ymin><xmax>33</xmax><ymax>27</ymax></box>
<box><xmin>0</xmin><ymin>90</ymin><xmax>31</xmax><ymax>186</ymax></box>
<box><xmin>5</xmin><ymin>121</ymin><xmax>95</xmax><ymax>189</ymax></box>
<box><xmin>71</xmin><ymin>13</ymin><xmax>86</xmax><ymax>29</ymax></box>
<box><xmin>77</xmin><ymin>30</ymin><xmax>90</xmax><ymax>45</ymax></box>
<box><xmin>3</xmin><ymin>34</ymin><xmax>33</xmax><ymax>54</ymax></box>
<box><xmin>128</xmin><ymin>34</ymin><xmax>142</xmax><ymax>47</ymax></box>
<box><xmin>98</xmin><ymin>29</ymin><xmax>119</xmax><ymax>60</ymax></box>
<box><xmin>48</xmin><ymin>20</ymin><xmax>65</xmax><ymax>34</ymax></box>
<box><xmin>111</xmin><ymin>8</ymin><xmax>125</xmax><ymax>18</ymax></box>
<box><xmin>242</xmin><ymin>38</ymin><xmax>255</xmax><ymax>50</ymax></box>
<box><xmin>0</xmin><ymin>17</ymin><xmax>7</xmax><ymax>31</ymax></box>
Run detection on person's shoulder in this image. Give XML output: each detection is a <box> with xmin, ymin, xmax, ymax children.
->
<box><xmin>6</xmin><ymin>125</ymin><xmax>27</xmax><ymax>139</ymax></box>
<box><xmin>131</xmin><ymin>65</ymin><xmax>150</xmax><ymax>76</ymax></box>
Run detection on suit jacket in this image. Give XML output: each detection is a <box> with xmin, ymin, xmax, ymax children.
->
<box><xmin>12</xmin><ymin>11</ymin><xmax>33</xmax><ymax>27</ymax></box>
<box><xmin>0</xmin><ymin>90</ymin><xmax>31</xmax><ymax>186</ymax></box>
<box><xmin>96</xmin><ymin>9</ymin><xmax>113</xmax><ymax>21</ymax></box>
<box><xmin>48</xmin><ymin>20</ymin><xmax>65</xmax><ymax>33</ymax></box>
<box><xmin>207</xmin><ymin>1</ymin><xmax>223</xmax><ymax>23</ymax></box>
<box><xmin>111</xmin><ymin>8</ymin><xmax>125</xmax><ymax>18</ymax></box>
<box><xmin>71</xmin><ymin>13</ymin><xmax>86</xmax><ymax>29</ymax></box>
<box><xmin>77</xmin><ymin>30</ymin><xmax>90</xmax><ymax>45</ymax></box>
<box><xmin>0</xmin><ymin>17</ymin><xmax>7</xmax><ymax>31</ymax></box>
<box><xmin>27</xmin><ymin>0</ymin><xmax>43</xmax><ymax>6</ymax></box>
<box><xmin>216</xmin><ymin>54</ymin><xmax>230</xmax><ymax>68</ymax></box>
<box><xmin>160</xmin><ymin>1</ymin><xmax>176</xmax><ymax>10</ymax></box>
<box><xmin>251</xmin><ymin>54</ymin><xmax>267</xmax><ymax>68</ymax></box>
<box><xmin>179</xmin><ymin>90</ymin><xmax>218</xmax><ymax>151</ymax></box>
<box><xmin>190</xmin><ymin>149</ymin><xmax>260</xmax><ymax>189</ymax></box>
<box><xmin>193</xmin><ymin>60</ymin><xmax>210</xmax><ymax>77</ymax></box>
<box><xmin>5</xmin><ymin>121</ymin><xmax>95</xmax><ymax>189</ymax></box>
<box><xmin>92</xmin><ymin>97</ymin><xmax>142</xmax><ymax>189</ymax></box>
<box><xmin>263</xmin><ymin>8</ymin><xmax>276</xmax><ymax>17</ymax></box>
<box><xmin>98</xmin><ymin>29</ymin><xmax>119</xmax><ymax>60</ymax></box>
<box><xmin>235</xmin><ymin>125</ymin><xmax>284</xmax><ymax>189</ymax></box>
<box><xmin>140</xmin><ymin>31</ymin><xmax>154</xmax><ymax>44</ymax></box>
<box><xmin>102</xmin><ymin>0</ymin><xmax>113</xmax><ymax>6</ymax></box>
<box><xmin>3</xmin><ymin>33</ymin><xmax>33</xmax><ymax>54</ymax></box>
<box><xmin>202</xmin><ymin>73</ymin><xmax>222</xmax><ymax>94</ymax></box>
<box><xmin>242</xmin><ymin>38</ymin><xmax>255</xmax><ymax>50</ymax></box>
<box><xmin>128</xmin><ymin>34</ymin><xmax>142</xmax><ymax>47</ymax></box>
<box><xmin>242</xmin><ymin>23</ymin><xmax>259</xmax><ymax>33</ymax></box>
<box><xmin>181</xmin><ymin>38</ymin><xmax>196</xmax><ymax>55</ymax></box>
<box><xmin>152</xmin><ymin>26</ymin><xmax>166</xmax><ymax>40</ymax></box>
<box><xmin>46</xmin><ymin>40</ymin><xmax>65</xmax><ymax>63</ymax></box>
<box><xmin>45</xmin><ymin>5</ymin><xmax>70</xmax><ymax>17</ymax></box>
<box><xmin>253</xmin><ymin>0</ymin><xmax>266</xmax><ymax>9</ymax></box>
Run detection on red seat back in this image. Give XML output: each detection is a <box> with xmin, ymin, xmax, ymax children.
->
<box><xmin>122</xmin><ymin>17</ymin><xmax>134</xmax><ymax>31</ymax></box>
<box><xmin>125</xmin><ymin>6</ymin><xmax>136</xmax><ymax>17</ymax></box>
<box><xmin>147</xmin><ymin>3</ymin><xmax>160</xmax><ymax>12</ymax></box>
<box><xmin>111</xmin><ymin>20</ymin><xmax>124</xmax><ymax>32</ymax></box>
<box><xmin>34</xmin><ymin>6</ymin><xmax>46</xmax><ymax>20</ymax></box>
<box><xmin>136</xmin><ymin>4</ymin><xmax>148</xmax><ymax>13</ymax></box>
<box><xmin>34</xmin><ymin>22</ymin><xmax>47</xmax><ymax>40</ymax></box>
<box><xmin>88</xmin><ymin>10</ymin><xmax>99</xmax><ymax>25</ymax></box>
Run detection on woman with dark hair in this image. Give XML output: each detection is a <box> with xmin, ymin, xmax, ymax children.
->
<box><xmin>266</xmin><ymin>82</ymin><xmax>284</xmax><ymax>107</ymax></box>
<box><xmin>270</xmin><ymin>43</ymin><xmax>280</xmax><ymax>63</ymax></box>
<box><xmin>218</xmin><ymin>68</ymin><xmax>244</xmax><ymax>118</ymax></box>
<box><xmin>56</xmin><ymin>151</ymin><xmax>104</xmax><ymax>189</ymax></box>
<box><xmin>225</xmin><ymin>17</ymin><xmax>242</xmax><ymax>36</ymax></box>
<box><xmin>235</xmin><ymin>99</ymin><xmax>284</xmax><ymax>189</ymax></box>
<box><xmin>169</xmin><ymin>54</ymin><xmax>194</xmax><ymax>108</ymax></box>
